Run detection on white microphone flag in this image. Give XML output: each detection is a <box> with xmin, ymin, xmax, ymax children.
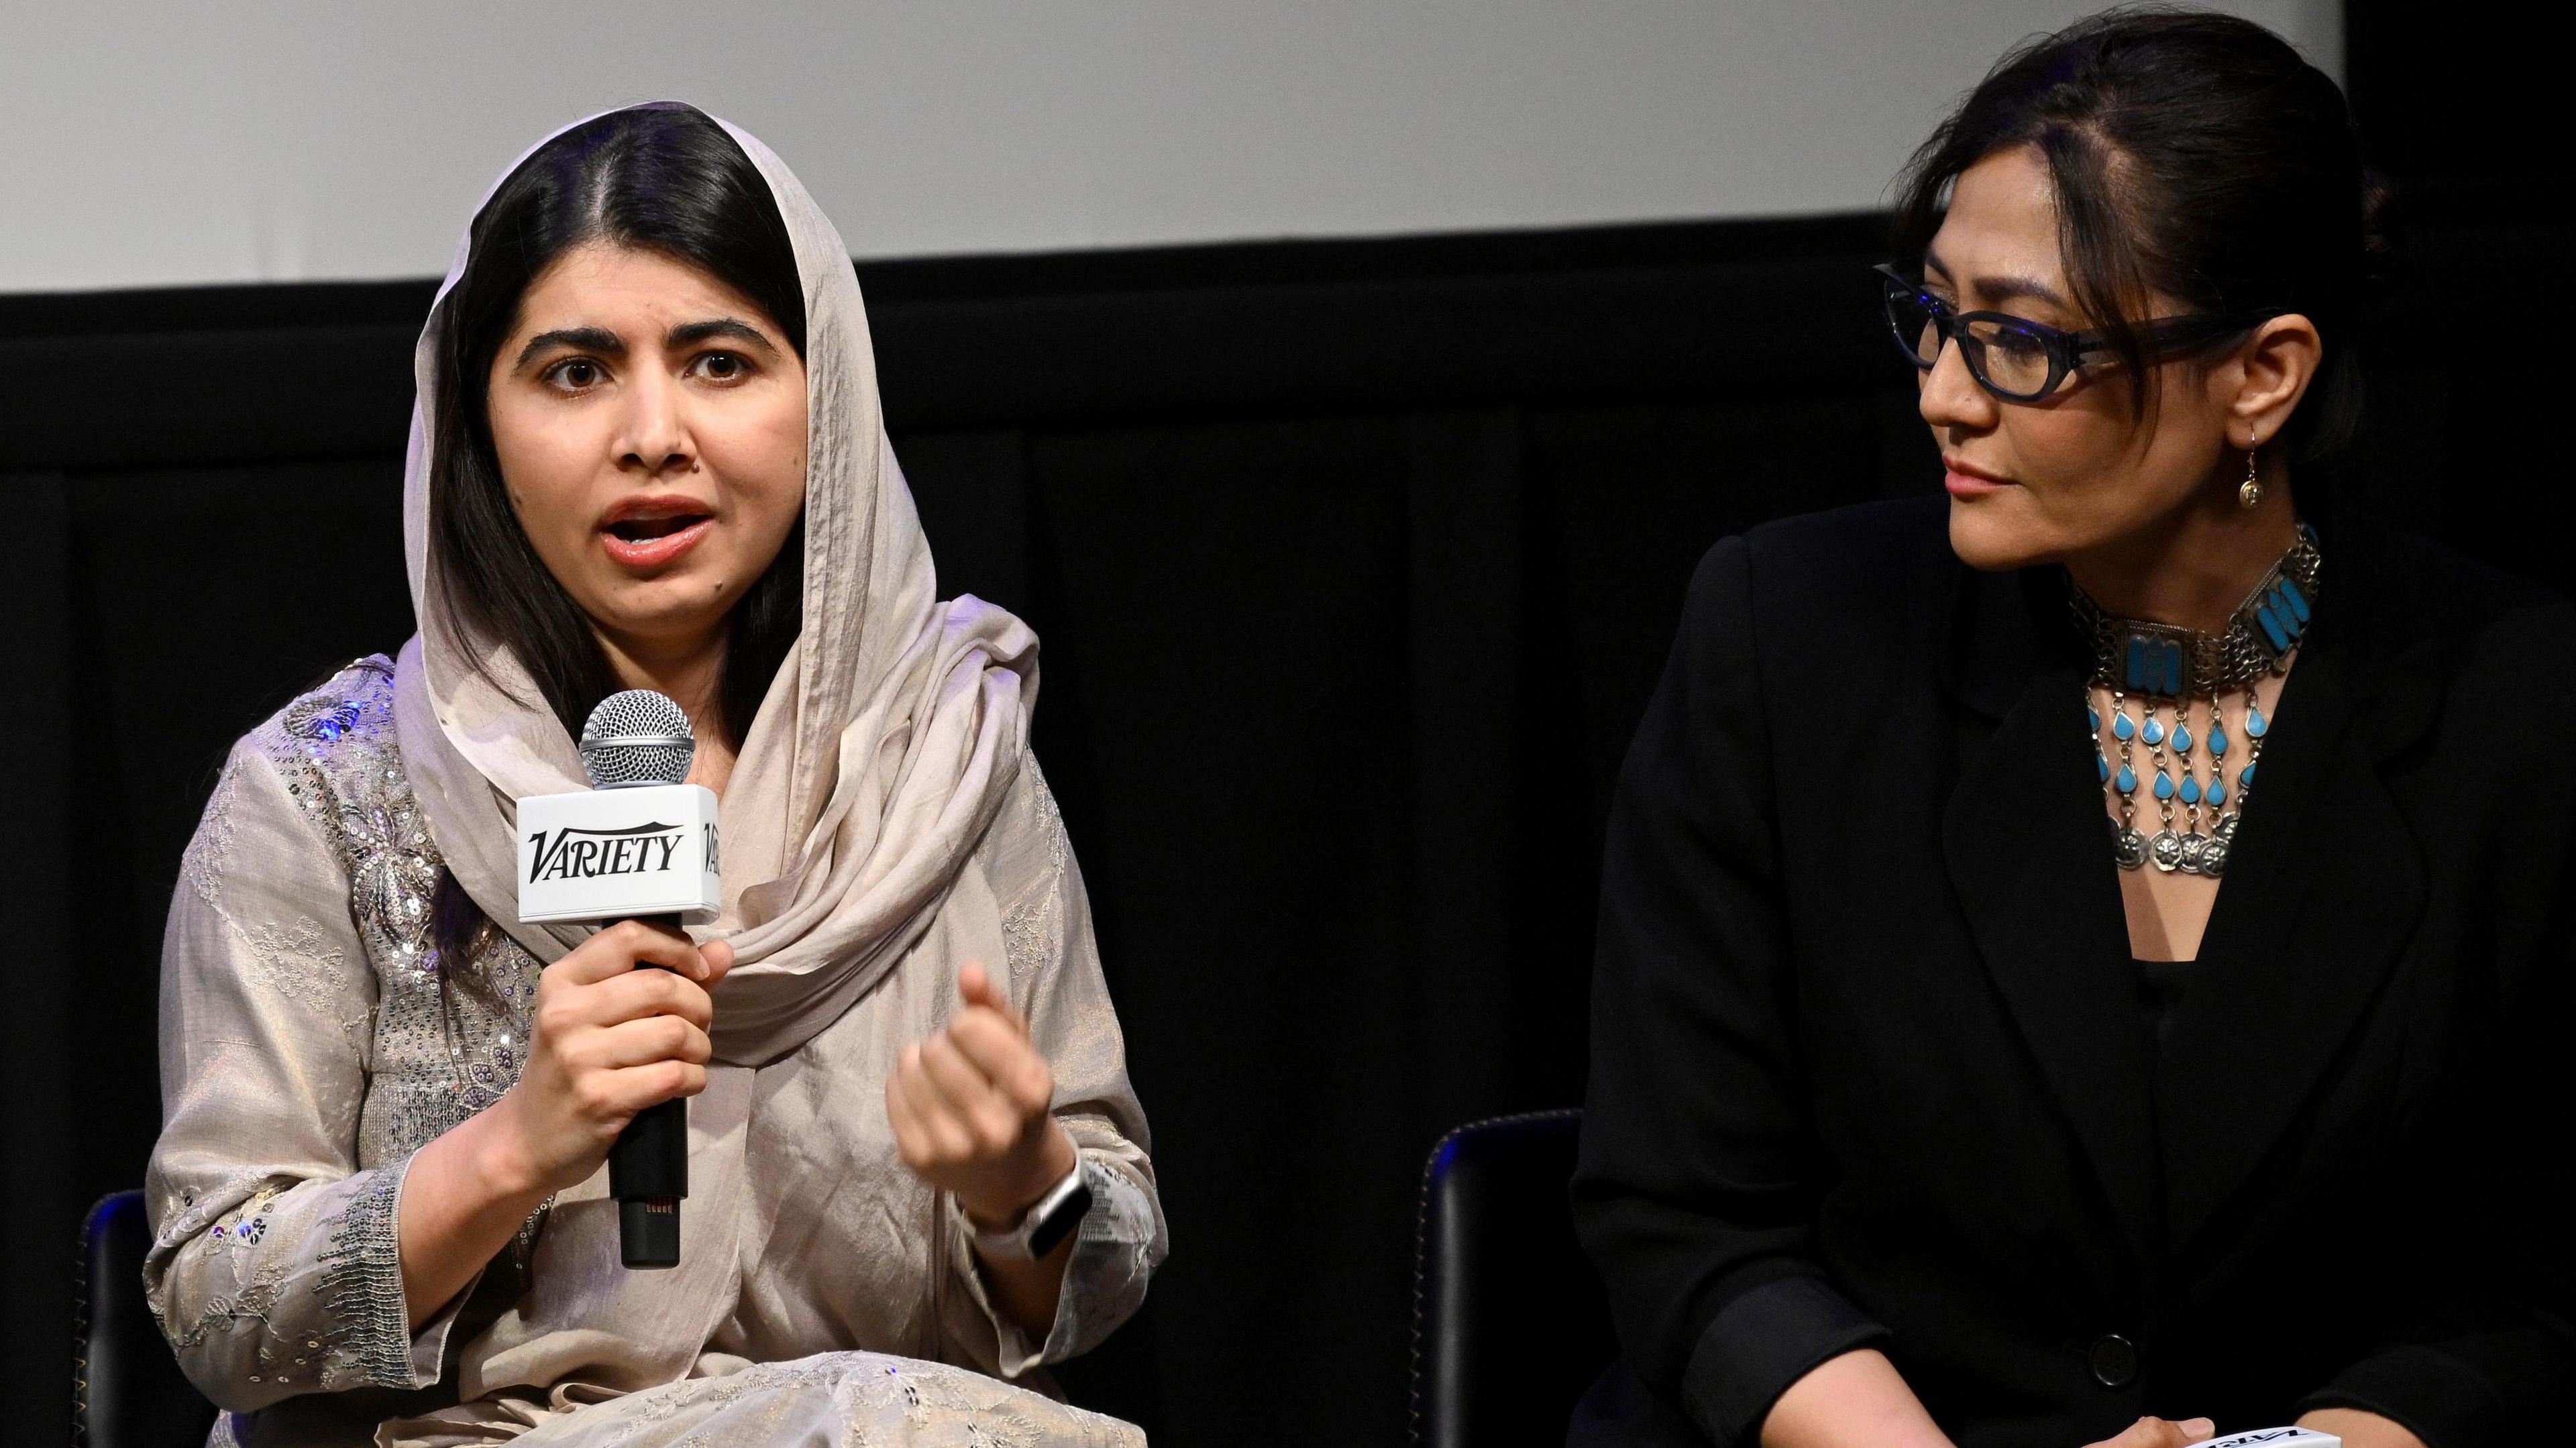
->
<box><xmin>517</xmin><ymin>783</ymin><xmax>722</xmax><ymax>924</ymax></box>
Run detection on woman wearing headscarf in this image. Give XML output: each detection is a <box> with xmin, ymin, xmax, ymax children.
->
<box><xmin>144</xmin><ymin>103</ymin><xmax>1164</xmax><ymax>1447</ymax></box>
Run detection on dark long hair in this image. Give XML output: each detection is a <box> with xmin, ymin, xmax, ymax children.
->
<box><xmin>1892</xmin><ymin>6</ymin><xmax>2391</xmax><ymax>471</ymax></box>
<box><xmin>431</xmin><ymin>102</ymin><xmax>808</xmax><ymax>749</ymax></box>
<box><xmin>426</xmin><ymin>104</ymin><xmax>808</xmax><ymax>982</ymax></box>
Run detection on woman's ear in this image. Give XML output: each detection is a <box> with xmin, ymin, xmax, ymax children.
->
<box><xmin>2229</xmin><ymin>313</ymin><xmax>2323</xmax><ymax>445</ymax></box>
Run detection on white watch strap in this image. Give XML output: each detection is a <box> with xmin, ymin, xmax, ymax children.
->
<box><xmin>963</xmin><ymin>1159</ymin><xmax>1087</xmax><ymax>1261</ymax></box>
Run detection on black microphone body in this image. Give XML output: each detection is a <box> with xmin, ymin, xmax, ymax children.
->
<box><xmin>517</xmin><ymin>689</ymin><xmax>720</xmax><ymax>1271</ymax></box>
<box><xmin>608</xmin><ymin>911</ymin><xmax>688</xmax><ymax>1269</ymax></box>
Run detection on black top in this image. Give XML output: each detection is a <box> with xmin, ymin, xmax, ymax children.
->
<box><xmin>2137</xmin><ymin>956</ymin><xmax>2192</xmax><ymax>1046</ymax></box>
<box><xmin>1573</xmin><ymin>496</ymin><xmax>2575</xmax><ymax>1448</ymax></box>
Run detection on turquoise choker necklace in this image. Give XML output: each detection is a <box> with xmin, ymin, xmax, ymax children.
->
<box><xmin>2070</xmin><ymin>524</ymin><xmax>2321</xmax><ymax>876</ymax></box>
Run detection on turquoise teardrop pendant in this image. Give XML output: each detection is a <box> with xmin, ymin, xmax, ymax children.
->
<box><xmin>2074</xmin><ymin>516</ymin><xmax>2316</xmax><ymax>876</ymax></box>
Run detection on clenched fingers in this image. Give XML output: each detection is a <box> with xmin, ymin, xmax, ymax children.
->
<box><xmin>579</xmin><ymin>1060</ymin><xmax>709</xmax><ymax>1121</ymax></box>
<box><xmin>584</xmin><ymin>964</ymin><xmax>715</xmax><ymax>1032</ymax></box>
<box><xmin>586</xmin><ymin>1014</ymin><xmax>713</xmax><ymax>1072</ymax></box>
<box><xmin>917</xmin><ymin>1034</ymin><xmax>1029</xmax><ymax>1144</ymax></box>
<box><xmin>553</xmin><ymin>920</ymin><xmax>710</xmax><ymax>985</ymax></box>
<box><xmin>943</xmin><ymin>1008</ymin><xmax>1055</xmax><ymax>1113</ymax></box>
<box><xmin>888</xmin><ymin>1045</ymin><xmax>977</xmax><ymax>1164</ymax></box>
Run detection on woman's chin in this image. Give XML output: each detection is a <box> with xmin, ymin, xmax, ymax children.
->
<box><xmin>582</xmin><ymin>578</ymin><xmax>741</xmax><ymax>655</ymax></box>
<box><xmin>1945</xmin><ymin>495</ymin><xmax>2057</xmax><ymax>573</ymax></box>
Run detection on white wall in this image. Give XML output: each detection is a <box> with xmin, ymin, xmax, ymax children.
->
<box><xmin>3</xmin><ymin>1</ymin><xmax>2339</xmax><ymax>293</ymax></box>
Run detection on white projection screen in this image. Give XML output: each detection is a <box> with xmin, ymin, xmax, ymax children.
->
<box><xmin>3</xmin><ymin>0</ymin><xmax>2338</xmax><ymax>292</ymax></box>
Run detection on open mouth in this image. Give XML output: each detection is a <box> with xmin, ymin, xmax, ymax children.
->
<box><xmin>605</xmin><ymin>513</ymin><xmax>708</xmax><ymax>543</ymax></box>
<box><xmin>598</xmin><ymin>498</ymin><xmax>716</xmax><ymax>568</ymax></box>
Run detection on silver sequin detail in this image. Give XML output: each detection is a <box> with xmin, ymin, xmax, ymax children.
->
<box><xmin>207</xmin><ymin>659</ymin><xmax>550</xmax><ymax>1390</ymax></box>
<box><xmin>282</xmin><ymin>694</ymin><xmax>364</xmax><ymax>742</ymax></box>
<box><xmin>251</xmin><ymin>659</ymin><xmax>541</xmax><ymax>1165</ymax></box>
<box><xmin>312</xmin><ymin>1165</ymin><xmax>417</xmax><ymax>1390</ymax></box>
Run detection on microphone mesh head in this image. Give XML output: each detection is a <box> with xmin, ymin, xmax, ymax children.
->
<box><xmin>578</xmin><ymin>690</ymin><xmax>695</xmax><ymax>788</ymax></box>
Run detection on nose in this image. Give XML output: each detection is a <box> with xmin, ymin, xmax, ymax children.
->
<box><xmin>614</xmin><ymin>368</ymin><xmax>695</xmax><ymax>478</ymax></box>
<box><xmin>1917</xmin><ymin>333</ymin><xmax>1998</xmax><ymax>436</ymax></box>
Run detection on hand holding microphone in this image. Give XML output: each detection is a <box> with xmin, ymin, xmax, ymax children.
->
<box><xmin>488</xmin><ymin>922</ymin><xmax>731</xmax><ymax>1195</ymax></box>
<box><xmin>515</xmin><ymin>689</ymin><xmax>725</xmax><ymax>1268</ymax></box>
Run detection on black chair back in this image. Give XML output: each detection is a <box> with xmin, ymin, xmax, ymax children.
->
<box><xmin>1411</xmin><ymin>1109</ymin><xmax>1619</xmax><ymax>1448</ymax></box>
<box><xmin>77</xmin><ymin>1190</ymin><xmax>220</xmax><ymax>1448</ymax></box>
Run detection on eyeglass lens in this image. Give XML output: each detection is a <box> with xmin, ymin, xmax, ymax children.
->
<box><xmin>1884</xmin><ymin>284</ymin><xmax>2059</xmax><ymax>400</ymax></box>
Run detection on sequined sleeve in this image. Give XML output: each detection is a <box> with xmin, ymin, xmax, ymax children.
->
<box><xmin>144</xmin><ymin>702</ymin><xmax>474</xmax><ymax>1412</ymax></box>
<box><xmin>943</xmin><ymin>757</ymin><xmax>1169</xmax><ymax>1377</ymax></box>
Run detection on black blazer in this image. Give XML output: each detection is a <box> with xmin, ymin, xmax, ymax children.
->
<box><xmin>1572</xmin><ymin>497</ymin><xmax>2575</xmax><ymax>1448</ymax></box>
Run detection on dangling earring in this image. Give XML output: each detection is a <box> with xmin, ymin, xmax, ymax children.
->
<box><xmin>2237</xmin><ymin>445</ymin><xmax>2263</xmax><ymax>510</ymax></box>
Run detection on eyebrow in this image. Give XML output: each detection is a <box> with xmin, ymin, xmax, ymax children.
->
<box><xmin>510</xmin><ymin>317</ymin><xmax>782</xmax><ymax>372</ymax></box>
<box><xmin>1923</xmin><ymin>252</ymin><xmax>2069</xmax><ymax>309</ymax></box>
<box><xmin>513</xmin><ymin>325</ymin><xmax>623</xmax><ymax>370</ymax></box>
<box><xmin>667</xmin><ymin>317</ymin><xmax>781</xmax><ymax>354</ymax></box>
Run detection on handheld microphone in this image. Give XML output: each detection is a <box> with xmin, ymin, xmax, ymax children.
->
<box><xmin>516</xmin><ymin>689</ymin><xmax>721</xmax><ymax>1269</ymax></box>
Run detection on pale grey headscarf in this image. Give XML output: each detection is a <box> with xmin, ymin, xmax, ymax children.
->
<box><xmin>390</xmin><ymin>103</ymin><xmax>1040</xmax><ymax>1068</ymax></box>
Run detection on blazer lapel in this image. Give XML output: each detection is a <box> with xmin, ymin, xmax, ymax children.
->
<box><xmin>1942</xmin><ymin>566</ymin><xmax>2162</xmax><ymax>1263</ymax></box>
<box><xmin>2157</xmin><ymin>537</ymin><xmax>2435</xmax><ymax>1253</ymax></box>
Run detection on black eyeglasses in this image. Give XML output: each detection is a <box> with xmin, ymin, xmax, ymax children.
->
<box><xmin>1874</xmin><ymin>264</ymin><xmax>2261</xmax><ymax>402</ymax></box>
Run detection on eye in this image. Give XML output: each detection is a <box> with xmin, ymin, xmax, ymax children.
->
<box><xmin>689</xmin><ymin>351</ymin><xmax>753</xmax><ymax>383</ymax></box>
<box><xmin>541</xmin><ymin>357</ymin><xmax>606</xmax><ymax>391</ymax></box>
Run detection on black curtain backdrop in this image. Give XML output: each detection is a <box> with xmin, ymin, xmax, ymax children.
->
<box><xmin>5</xmin><ymin>50</ymin><xmax>2568</xmax><ymax>1448</ymax></box>
<box><xmin>0</xmin><ymin>213</ymin><xmax>1933</xmax><ymax>1448</ymax></box>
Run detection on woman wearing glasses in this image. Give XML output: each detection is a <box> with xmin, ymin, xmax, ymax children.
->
<box><xmin>1574</xmin><ymin>11</ymin><xmax>2570</xmax><ymax>1448</ymax></box>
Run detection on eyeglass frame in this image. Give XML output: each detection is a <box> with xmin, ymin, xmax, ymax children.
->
<box><xmin>1874</xmin><ymin>263</ymin><xmax>2270</xmax><ymax>403</ymax></box>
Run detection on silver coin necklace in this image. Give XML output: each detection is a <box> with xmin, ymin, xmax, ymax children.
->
<box><xmin>2072</xmin><ymin>523</ymin><xmax>2320</xmax><ymax>877</ymax></box>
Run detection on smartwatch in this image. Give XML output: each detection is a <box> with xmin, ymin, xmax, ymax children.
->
<box><xmin>963</xmin><ymin>1161</ymin><xmax>1093</xmax><ymax>1261</ymax></box>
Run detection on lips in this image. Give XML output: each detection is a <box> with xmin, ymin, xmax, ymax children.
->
<box><xmin>1942</xmin><ymin>457</ymin><xmax>2014</xmax><ymax>498</ymax></box>
<box><xmin>599</xmin><ymin>496</ymin><xmax>714</xmax><ymax>569</ymax></box>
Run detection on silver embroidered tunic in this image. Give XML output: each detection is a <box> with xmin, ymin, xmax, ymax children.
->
<box><xmin>146</xmin><ymin>660</ymin><xmax>1166</xmax><ymax>1447</ymax></box>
